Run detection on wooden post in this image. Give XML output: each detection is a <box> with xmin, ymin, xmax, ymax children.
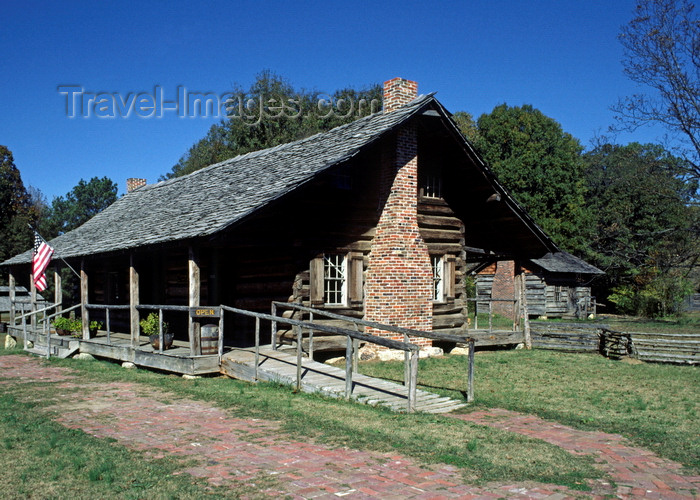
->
<box><xmin>8</xmin><ymin>271</ymin><xmax>15</xmax><ymax>327</ymax></box>
<box><xmin>408</xmin><ymin>350</ymin><xmax>418</xmax><ymax>413</ymax></box>
<box><xmin>352</xmin><ymin>338</ymin><xmax>359</xmax><ymax>372</ymax></box>
<box><xmin>513</xmin><ymin>274</ymin><xmax>520</xmax><ymax>332</ymax></box>
<box><xmin>129</xmin><ymin>254</ymin><xmax>140</xmax><ymax>347</ymax></box>
<box><xmin>80</xmin><ymin>260</ymin><xmax>89</xmax><ymax>339</ymax></box>
<box><xmin>158</xmin><ymin>308</ymin><xmax>164</xmax><ymax>353</ymax></box>
<box><xmin>106</xmin><ymin>308</ymin><xmax>111</xmax><ymax>344</ymax></box>
<box><xmin>404</xmin><ymin>333</ymin><xmax>410</xmax><ymax>387</ymax></box>
<box><xmin>345</xmin><ymin>335</ymin><xmax>353</xmax><ymax>399</ymax></box>
<box><xmin>188</xmin><ymin>246</ymin><xmax>201</xmax><ymax>356</ymax></box>
<box><xmin>44</xmin><ymin>312</ymin><xmax>51</xmax><ymax>358</ymax></box>
<box><xmin>308</xmin><ymin>311</ymin><xmax>314</xmax><ymax>361</ymax></box>
<box><xmin>254</xmin><ymin>317</ymin><xmax>260</xmax><ymax>381</ymax></box>
<box><xmin>519</xmin><ymin>271</ymin><xmax>532</xmax><ymax>349</ymax></box>
<box><xmin>218</xmin><ymin>312</ymin><xmax>225</xmax><ymax>360</ymax></box>
<box><xmin>271</xmin><ymin>302</ymin><xmax>277</xmax><ymax>349</ymax></box>
<box><xmin>54</xmin><ymin>269</ymin><xmax>62</xmax><ymax>313</ymax></box>
<box><xmin>30</xmin><ymin>272</ymin><xmax>37</xmax><ymax>333</ymax></box>
<box><xmin>295</xmin><ymin>324</ymin><xmax>302</xmax><ymax>391</ymax></box>
<box><xmin>488</xmin><ymin>301</ymin><xmax>492</xmax><ymax>333</ymax></box>
<box><xmin>467</xmin><ymin>338</ymin><xmax>475</xmax><ymax>403</ymax></box>
<box><xmin>22</xmin><ymin>313</ymin><xmax>27</xmax><ymax>350</ymax></box>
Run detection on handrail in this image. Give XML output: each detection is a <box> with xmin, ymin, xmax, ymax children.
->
<box><xmin>272</xmin><ymin>301</ymin><xmax>472</xmax><ymax>344</ymax></box>
<box><xmin>224</xmin><ymin>305</ymin><xmax>417</xmax><ymax>352</ymax></box>
<box><xmin>137</xmin><ymin>304</ymin><xmax>191</xmax><ymax>311</ymax></box>
<box><xmin>14</xmin><ymin>302</ymin><xmax>63</xmax><ymax>322</ymax></box>
<box><xmin>44</xmin><ymin>303</ymin><xmax>81</xmax><ymax>323</ymax></box>
<box><xmin>86</xmin><ymin>304</ymin><xmax>131</xmax><ymax>310</ymax></box>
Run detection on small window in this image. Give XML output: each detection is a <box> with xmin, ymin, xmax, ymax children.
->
<box><xmin>324</xmin><ymin>254</ymin><xmax>347</xmax><ymax>305</ymax></box>
<box><xmin>432</xmin><ymin>255</ymin><xmax>444</xmax><ymax>302</ymax></box>
<box><xmin>554</xmin><ymin>285</ymin><xmax>567</xmax><ymax>303</ymax></box>
<box><xmin>332</xmin><ymin>167</ymin><xmax>352</xmax><ymax>190</ymax></box>
<box><xmin>423</xmin><ymin>172</ymin><xmax>442</xmax><ymax>198</ymax></box>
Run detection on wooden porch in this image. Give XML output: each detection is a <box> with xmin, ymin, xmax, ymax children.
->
<box><xmin>8</xmin><ymin>326</ymin><xmax>221</xmax><ymax>375</ymax></box>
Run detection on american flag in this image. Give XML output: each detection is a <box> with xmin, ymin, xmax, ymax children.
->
<box><xmin>32</xmin><ymin>232</ymin><xmax>54</xmax><ymax>292</ymax></box>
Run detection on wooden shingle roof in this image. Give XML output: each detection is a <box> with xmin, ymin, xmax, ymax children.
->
<box><xmin>2</xmin><ymin>94</ymin><xmax>437</xmax><ymax>265</ymax></box>
<box><xmin>530</xmin><ymin>252</ymin><xmax>604</xmax><ymax>275</ymax></box>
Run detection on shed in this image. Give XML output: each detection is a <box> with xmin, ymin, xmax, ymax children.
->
<box><xmin>476</xmin><ymin>252</ymin><xmax>604</xmax><ymax>319</ymax></box>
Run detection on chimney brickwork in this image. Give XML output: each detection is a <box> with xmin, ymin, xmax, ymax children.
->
<box><xmin>383</xmin><ymin>77</ymin><xmax>418</xmax><ymax>113</ymax></box>
<box><xmin>491</xmin><ymin>260</ymin><xmax>516</xmax><ymax>317</ymax></box>
<box><xmin>127</xmin><ymin>178</ymin><xmax>147</xmax><ymax>193</ymax></box>
<box><xmin>364</xmin><ymin>78</ymin><xmax>433</xmax><ymax>347</ymax></box>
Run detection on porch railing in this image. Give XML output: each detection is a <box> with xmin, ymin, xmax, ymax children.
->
<box><xmin>9</xmin><ymin>302</ymin><xmax>81</xmax><ymax>359</ymax></box>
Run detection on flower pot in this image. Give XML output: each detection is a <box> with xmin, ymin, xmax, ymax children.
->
<box><xmin>56</xmin><ymin>328</ymin><xmax>71</xmax><ymax>336</ymax></box>
<box><xmin>149</xmin><ymin>333</ymin><xmax>174</xmax><ymax>350</ymax></box>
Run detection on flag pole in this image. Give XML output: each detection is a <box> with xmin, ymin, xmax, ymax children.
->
<box><xmin>29</xmin><ymin>225</ymin><xmax>81</xmax><ymax>280</ymax></box>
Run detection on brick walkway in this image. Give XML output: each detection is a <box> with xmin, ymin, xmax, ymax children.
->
<box><xmin>1</xmin><ymin>355</ymin><xmax>698</xmax><ymax>499</ymax></box>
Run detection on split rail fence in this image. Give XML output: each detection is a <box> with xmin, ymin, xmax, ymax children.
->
<box><xmin>531</xmin><ymin>322</ymin><xmax>699</xmax><ymax>364</ymax></box>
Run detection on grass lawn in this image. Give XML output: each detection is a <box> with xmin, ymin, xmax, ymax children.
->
<box><xmin>360</xmin><ymin>348</ymin><xmax>700</xmax><ymax>473</ymax></box>
<box><xmin>0</xmin><ymin>347</ymin><xmax>601</xmax><ymax>495</ymax></box>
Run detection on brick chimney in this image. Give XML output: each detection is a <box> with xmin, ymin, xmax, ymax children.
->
<box><xmin>364</xmin><ymin>78</ymin><xmax>433</xmax><ymax>347</ymax></box>
<box><xmin>126</xmin><ymin>178</ymin><xmax>146</xmax><ymax>193</ymax></box>
<box><xmin>383</xmin><ymin>77</ymin><xmax>418</xmax><ymax>113</ymax></box>
<box><xmin>491</xmin><ymin>260</ymin><xmax>516</xmax><ymax>317</ymax></box>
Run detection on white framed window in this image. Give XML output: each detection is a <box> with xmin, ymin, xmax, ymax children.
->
<box><xmin>323</xmin><ymin>254</ymin><xmax>347</xmax><ymax>305</ymax></box>
<box><xmin>310</xmin><ymin>252</ymin><xmax>362</xmax><ymax>307</ymax></box>
<box><xmin>432</xmin><ymin>255</ymin><xmax>444</xmax><ymax>302</ymax></box>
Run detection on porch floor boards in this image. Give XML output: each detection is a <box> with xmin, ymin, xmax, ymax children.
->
<box><xmin>221</xmin><ymin>347</ymin><xmax>468</xmax><ymax>414</ymax></box>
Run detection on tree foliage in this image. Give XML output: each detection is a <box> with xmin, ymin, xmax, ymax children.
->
<box><xmin>40</xmin><ymin>177</ymin><xmax>118</xmax><ymax>237</ymax></box>
<box><xmin>584</xmin><ymin>142</ymin><xmax>699</xmax><ymax>315</ymax></box>
<box><xmin>0</xmin><ymin>146</ymin><xmax>34</xmax><ymax>267</ymax></box>
<box><xmin>164</xmin><ymin>70</ymin><xmax>382</xmax><ymax>179</ymax></box>
<box><xmin>470</xmin><ymin>104</ymin><xmax>592</xmax><ymax>254</ymax></box>
<box><xmin>613</xmin><ymin>0</ymin><xmax>700</xmax><ymax>181</ymax></box>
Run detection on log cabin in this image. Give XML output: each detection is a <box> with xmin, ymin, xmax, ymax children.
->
<box><xmin>475</xmin><ymin>252</ymin><xmax>604</xmax><ymax>319</ymax></box>
<box><xmin>1</xmin><ymin>78</ymin><xmax>560</xmax><ymax>352</ymax></box>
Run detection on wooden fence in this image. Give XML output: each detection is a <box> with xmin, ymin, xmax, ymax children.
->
<box><xmin>531</xmin><ymin>322</ymin><xmax>698</xmax><ymax>364</ymax></box>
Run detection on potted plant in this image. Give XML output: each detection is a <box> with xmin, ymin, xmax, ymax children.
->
<box><xmin>89</xmin><ymin>320</ymin><xmax>103</xmax><ymax>337</ymax></box>
<box><xmin>69</xmin><ymin>318</ymin><xmax>83</xmax><ymax>338</ymax></box>
<box><xmin>53</xmin><ymin>316</ymin><xmax>73</xmax><ymax>336</ymax></box>
<box><xmin>140</xmin><ymin>312</ymin><xmax>173</xmax><ymax>350</ymax></box>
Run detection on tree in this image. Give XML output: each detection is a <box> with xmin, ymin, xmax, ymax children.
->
<box><xmin>613</xmin><ymin>0</ymin><xmax>700</xmax><ymax>181</ymax></box>
<box><xmin>42</xmin><ymin>177</ymin><xmax>118</xmax><ymax>237</ymax></box>
<box><xmin>0</xmin><ymin>146</ymin><xmax>33</xmax><ymax>267</ymax></box>
<box><xmin>471</xmin><ymin>104</ymin><xmax>592</xmax><ymax>254</ymax></box>
<box><xmin>452</xmin><ymin>111</ymin><xmax>480</xmax><ymax>144</ymax></box>
<box><xmin>584</xmin><ymin>142</ymin><xmax>699</xmax><ymax>315</ymax></box>
<box><xmin>163</xmin><ymin>71</ymin><xmax>382</xmax><ymax>179</ymax></box>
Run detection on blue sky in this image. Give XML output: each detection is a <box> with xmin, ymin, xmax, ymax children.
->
<box><xmin>2</xmin><ymin>1</ymin><xmax>665</xmax><ymax>200</ymax></box>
